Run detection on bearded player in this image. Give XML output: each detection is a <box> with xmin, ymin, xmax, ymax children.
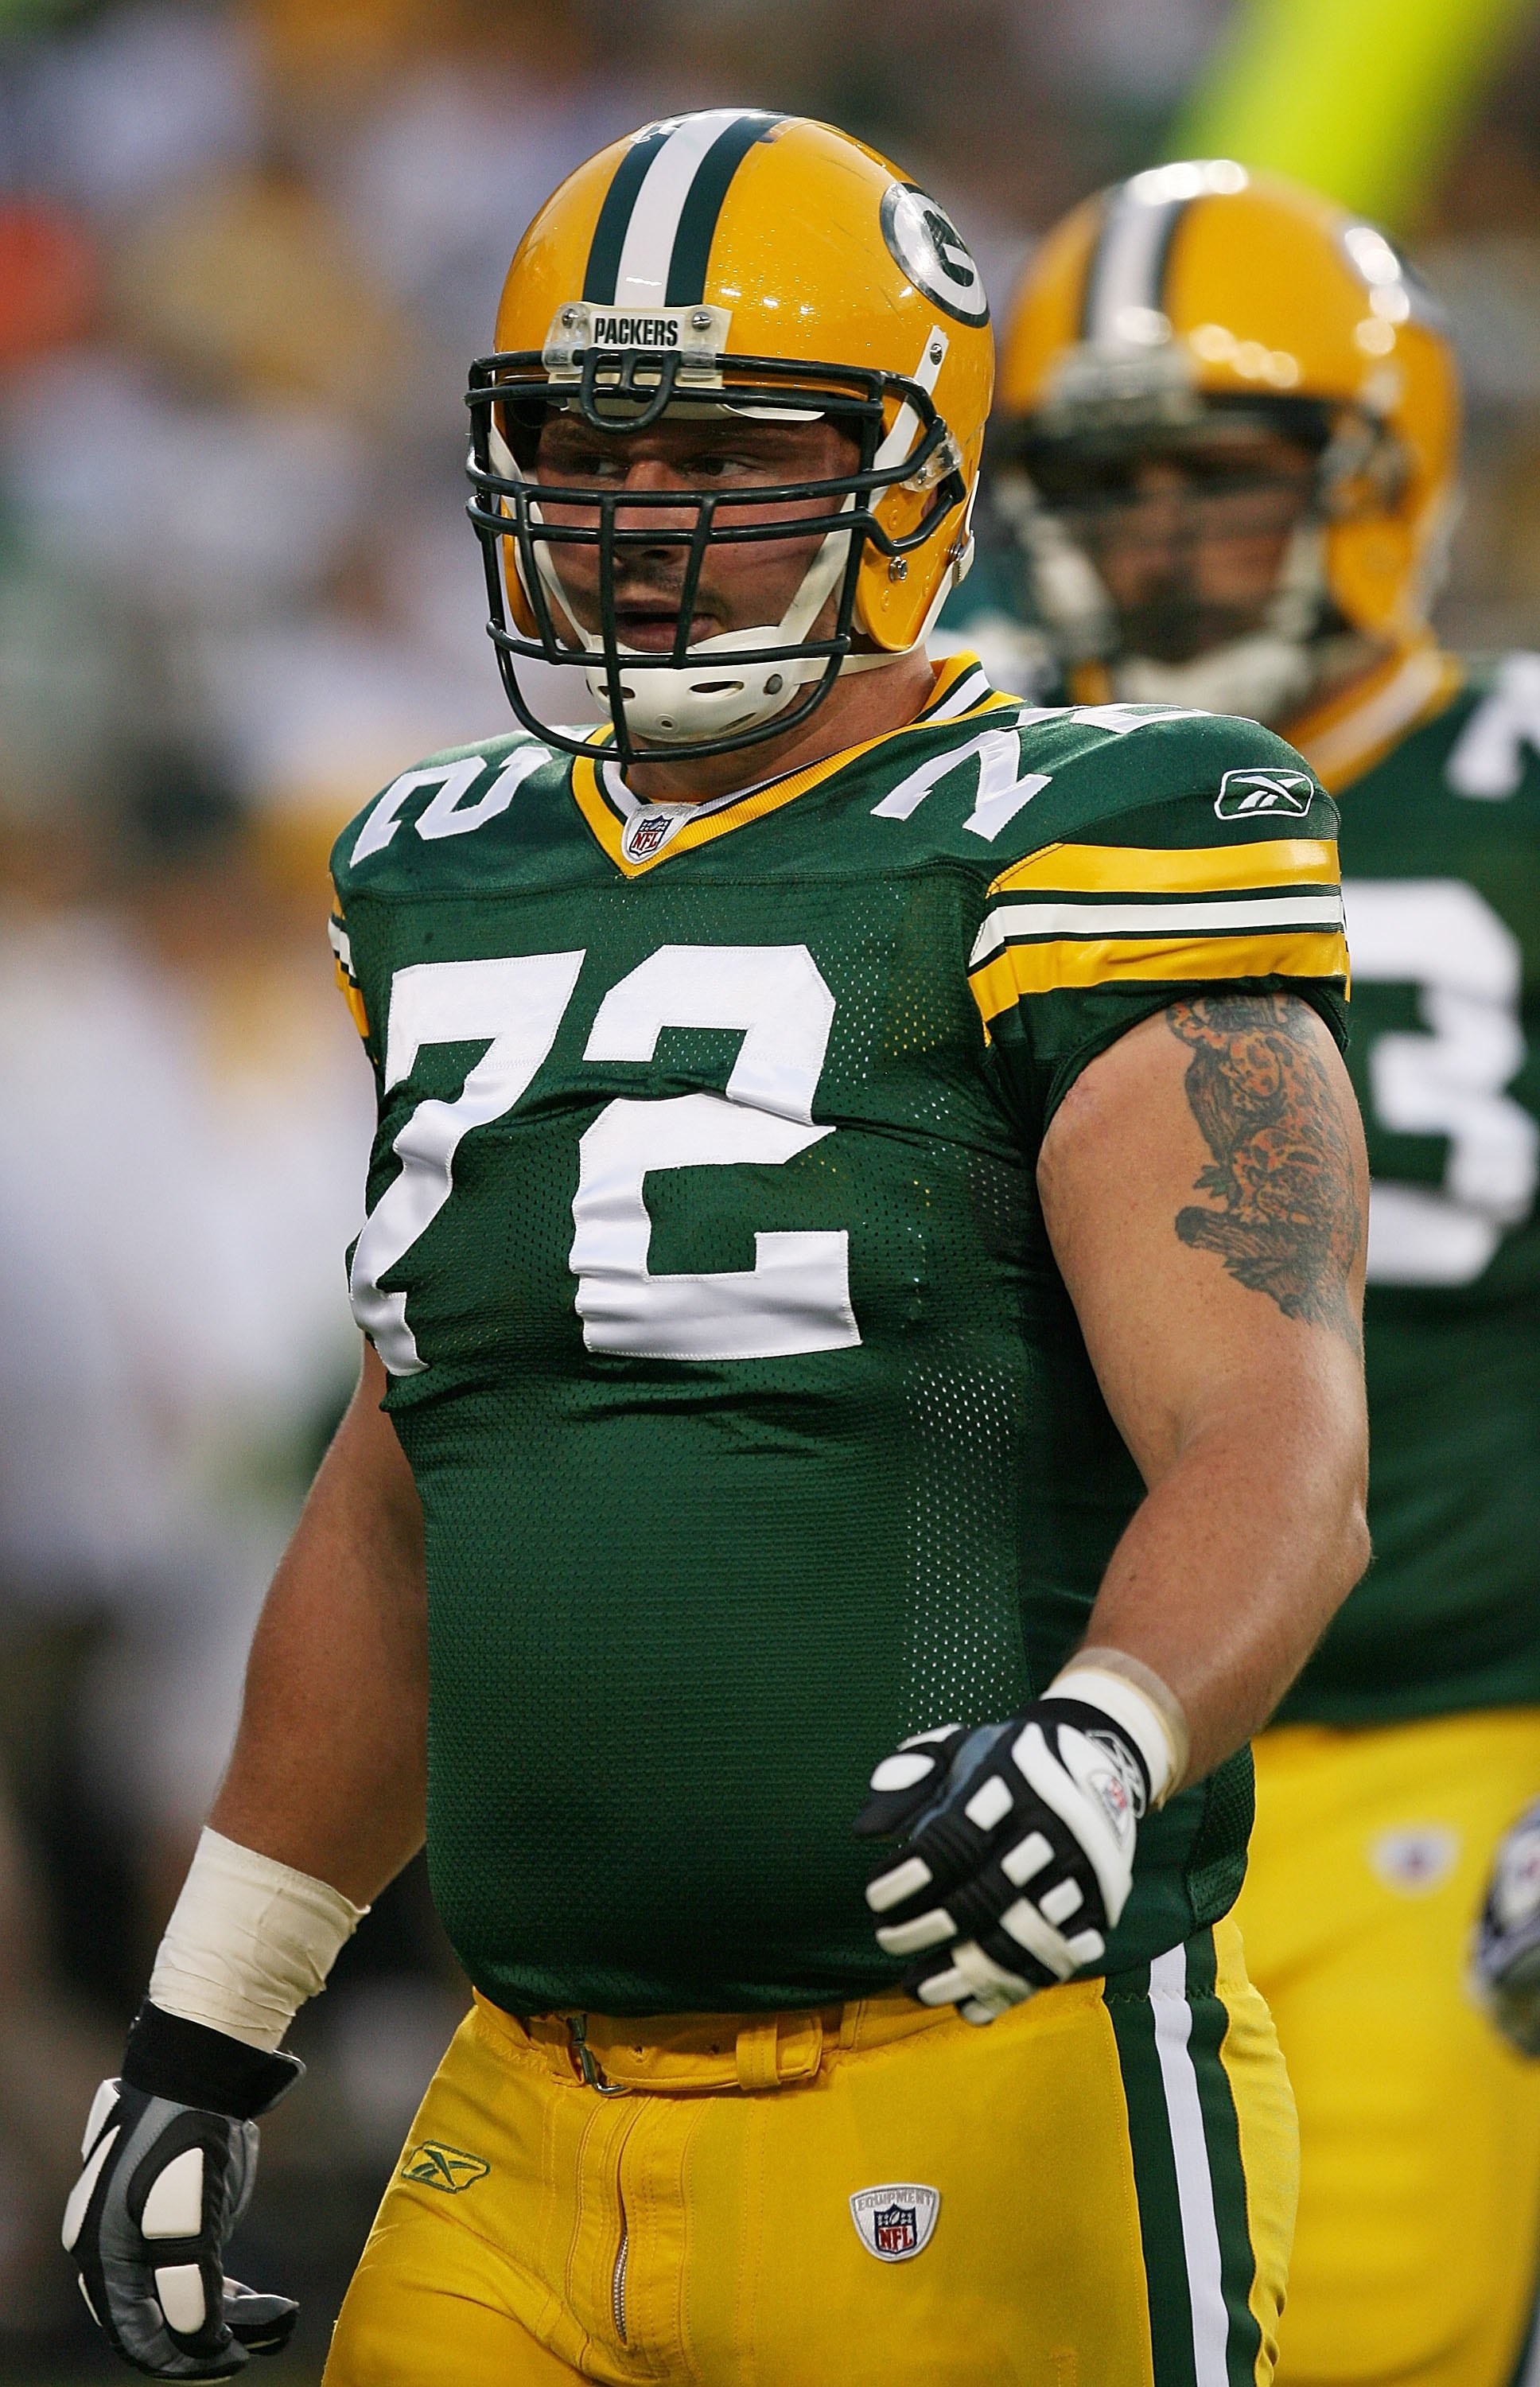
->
<box><xmin>961</xmin><ymin>160</ymin><xmax>1540</xmax><ymax>2386</ymax></box>
<box><xmin>63</xmin><ymin>117</ymin><xmax>1369</xmax><ymax>2386</ymax></box>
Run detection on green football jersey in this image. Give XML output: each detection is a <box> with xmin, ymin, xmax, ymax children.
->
<box><xmin>329</xmin><ymin>654</ymin><xmax>1348</xmax><ymax>2017</ymax></box>
<box><xmin>1276</xmin><ymin>655</ymin><xmax>1540</xmax><ymax>1725</ymax></box>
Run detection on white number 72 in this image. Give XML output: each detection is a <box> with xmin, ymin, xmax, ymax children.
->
<box><xmin>348</xmin><ymin>944</ymin><xmax>859</xmax><ymax>1374</ymax></box>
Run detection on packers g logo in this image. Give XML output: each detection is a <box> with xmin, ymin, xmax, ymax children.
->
<box><xmin>401</xmin><ymin>2140</ymin><xmax>490</xmax><ymax>2194</ymax></box>
<box><xmin>881</xmin><ymin>183</ymin><xmax>989</xmax><ymax>326</ymax></box>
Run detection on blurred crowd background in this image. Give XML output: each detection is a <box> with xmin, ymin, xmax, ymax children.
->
<box><xmin>3</xmin><ymin>0</ymin><xmax>1540</xmax><ymax>2372</ymax></box>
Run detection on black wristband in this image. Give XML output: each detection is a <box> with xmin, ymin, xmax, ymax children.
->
<box><xmin>121</xmin><ymin>2002</ymin><xmax>305</xmax><ymax>2120</ymax></box>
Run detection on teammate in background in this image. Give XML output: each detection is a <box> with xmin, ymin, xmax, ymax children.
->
<box><xmin>966</xmin><ymin>160</ymin><xmax>1540</xmax><ymax>2387</ymax></box>
<box><xmin>63</xmin><ymin>119</ymin><xmax>1368</xmax><ymax>2385</ymax></box>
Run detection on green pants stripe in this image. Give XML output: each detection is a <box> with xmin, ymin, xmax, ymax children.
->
<box><xmin>1104</xmin><ymin>1929</ymin><xmax>1265</xmax><ymax>2387</ymax></box>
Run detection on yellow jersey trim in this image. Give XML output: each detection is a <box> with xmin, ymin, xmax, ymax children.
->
<box><xmin>986</xmin><ymin>837</ymin><xmax>1339</xmax><ymax>901</ymax></box>
<box><xmin>1289</xmin><ymin>642</ymin><xmax>1463</xmax><ymax>792</ymax></box>
<box><xmin>333</xmin><ymin>960</ymin><xmax>370</xmax><ymax>1042</ymax></box>
<box><xmin>569</xmin><ymin>652</ymin><xmax>1012</xmax><ymax>878</ymax></box>
<box><xmin>969</xmin><ymin>928</ymin><xmax>1350</xmax><ymax>1026</ymax></box>
<box><xmin>329</xmin><ymin>913</ymin><xmax>370</xmax><ymax>1041</ymax></box>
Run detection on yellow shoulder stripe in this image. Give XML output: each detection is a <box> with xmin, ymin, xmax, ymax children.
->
<box><xmin>987</xmin><ymin>838</ymin><xmax>1338</xmax><ymax>900</ymax></box>
<box><xmin>969</xmin><ymin>928</ymin><xmax>1350</xmax><ymax>1029</ymax></box>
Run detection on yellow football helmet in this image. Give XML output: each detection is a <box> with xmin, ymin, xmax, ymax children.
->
<box><xmin>992</xmin><ymin>161</ymin><xmax>1460</xmax><ymax>722</ymax></box>
<box><xmin>466</xmin><ymin>109</ymin><xmax>993</xmax><ymax>760</ymax></box>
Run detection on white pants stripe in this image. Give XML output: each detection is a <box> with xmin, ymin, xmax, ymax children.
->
<box><xmin>1149</xmin><ymin>1941</ymin><xmax>1232</xmax><ymax>2387</ymax></box>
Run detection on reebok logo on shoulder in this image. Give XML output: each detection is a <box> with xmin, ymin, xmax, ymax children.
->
<box><xmin>401</xmin><ymin>2141</ymin><xmax>490</xmax><ymax>2193</ymax></box>
<box><xmin>1215</xmin><ymin>767</ymin><xmax>1316</xmax><ymax>819</ymax></box>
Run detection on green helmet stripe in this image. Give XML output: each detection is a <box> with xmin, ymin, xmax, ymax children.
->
<box><xmin>664</xmin><ymin>111</ymin><xmax>781</xmax><ymax>306</ymax></box>
<box><xmin>582</xmin><ymin>123</ymin><xmax>675</xmax><ymax>306</ymax></box>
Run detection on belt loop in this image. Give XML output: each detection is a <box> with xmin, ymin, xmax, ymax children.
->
<box><xmin>780</xmin><ymin>2010</ymin><xmax>823</xmax><ymax>2082</ymax></box>
<box><xmin>735</xmin><ymin>2016</ymin><xmax>781</xmax><ymax>2093</ymax></box>
<box><xmin>735</xmin><ymin>2011</ymin><xmax>823</xmax><ymax>2091</ymax></box>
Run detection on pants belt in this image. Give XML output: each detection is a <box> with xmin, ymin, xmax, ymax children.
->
<box><xmin>472</xmin><ymin>1982</ymin><xmax>960</xmax><ymax>2094</ymax></box>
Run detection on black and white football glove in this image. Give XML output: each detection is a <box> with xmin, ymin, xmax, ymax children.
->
<box><xmin>856</xmin><ymin>1699</ymin><xmax>1148</xmax><ymax>2024</ymax></box>
<box><xmin>63</xmin><ymin>2003</ymin><xmax>302</xmax><ymax>2378</ymax></box>
<box><xmin>1474</xmin><ymin>1798</ymin><xmax>1540</xmax><ymax>2058</ymax></box>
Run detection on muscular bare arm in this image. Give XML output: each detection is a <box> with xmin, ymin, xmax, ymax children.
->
<box><xmin>208</xmin><ymin>1340</ymin><xmax>427</xmax><ymax>1904</ymax></box>
<box><xmin>1039</xmin><ymin>991</ymin><xmax>1371</xmax><ymax>1785</ymax></box>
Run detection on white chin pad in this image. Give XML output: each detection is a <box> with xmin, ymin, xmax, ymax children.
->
<box><xmin>587</xmin><ymin>633</ymin><xmax>817</xmax><ymax>743</ymax></box>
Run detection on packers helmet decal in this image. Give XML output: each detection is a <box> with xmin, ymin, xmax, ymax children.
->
<box><xmin>993</xmin><ymin>163</ymin><xmax>1460</xmax><ymax>727</ymax></box>
<box><xmin>464</xmin><ymin>111</ymin><xmax>994</xmax><ymax>762</ymax></box>
<box><xmin>880</xmin><ymin>185</ymin><xmax>989</xmax><ymax>327</ymax></box>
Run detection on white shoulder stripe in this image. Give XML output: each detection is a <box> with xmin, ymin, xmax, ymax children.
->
<box><xmin>1149</xmin><ymin>1942</ymin><xmax>1232</xmax><ymax>2387</ymax></box>
<box><xmin>924</xmin><ymin>667</ymin><xmax>992</xmax><ymax>723</ymax></box>
<box><xmin>970</xmin><ymin>890</ymin><xmax>1345</xmax><ymax>968</ymax></box>
<box><xmin>614</xmin><ymin>110</ymin><xmax>760</xmax><ymax>308</ymax></box>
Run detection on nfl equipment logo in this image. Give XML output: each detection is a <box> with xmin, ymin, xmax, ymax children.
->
<box><xmin>874</xmin><ymin>2203</ymin><xmax>918</xmax><ymax>2255</ymax></box>
<box><xmin>850</xmin><ymin>2182</ymin><xmax>941</xmax><ymax>2263</ymax></box>
<box><xmin>624</xmin><ymin>811</ymin><xmax>677</xmax><ymax>861</ymax></box>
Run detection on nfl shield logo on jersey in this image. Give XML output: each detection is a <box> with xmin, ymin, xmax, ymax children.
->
<box><xmin>850</xmin><ymin>2182</ymin><xmax>941</xmax><ymax>2262</ymax></box>
<box><xmin>622</xmin><ymin>810</ymin><xmax>680</xmax><ymax>863</ymax></box>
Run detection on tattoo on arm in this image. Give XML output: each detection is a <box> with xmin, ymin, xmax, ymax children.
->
<box><xmin>1165</xmin><ymin>994</ymin><xmax>1362</xmax><ymax>1349</ymax></box>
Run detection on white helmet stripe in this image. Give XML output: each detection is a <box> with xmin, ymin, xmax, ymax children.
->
<box><xmin>1083</xmin><ymin>161</ymin><xmax>1252</xmax><ymax>345</ymax></box>
<box><xmin>612</xmin><ymin>110</ymin><xmax>775</xmax><ymax>310</ymax></box>
<box><xmin>1083</xmin><ymin>183</ymin><xmax>1190</xmax><ymax>344</ymax></box>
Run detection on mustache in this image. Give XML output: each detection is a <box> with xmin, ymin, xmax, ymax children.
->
<box><xmin>562</xmin><ymin>552</ymin><xmax>728</xmax><ymax>618</ymax></box>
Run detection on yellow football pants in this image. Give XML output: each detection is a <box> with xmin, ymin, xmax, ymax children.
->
<box><xmin>324</xmin><ymin>1920</ymin><xmax>1295</xmax><ymax>2386</ymax></box>
<box><xmin>1237</xmin><ymin>1708</ymin><xmax>1540</xmax><ymax>2387</ymax></box>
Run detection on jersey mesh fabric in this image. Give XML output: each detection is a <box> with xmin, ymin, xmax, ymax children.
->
<box><xmin>333</xmin><ymin>688</ymin><xmax>1346</xmax><ymax>2012</ymax></box>
<box><xmin>1277</xmin><ymin>660</ymin><xmax>1540</xmax><ymax>1723</ymax></box>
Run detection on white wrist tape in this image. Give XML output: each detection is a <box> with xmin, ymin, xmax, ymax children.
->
<box><xmin>150</xmin><ymin>1828</ymin><xmax>368</xmax><ymax>2053</ymax></box>
<box><xmin>1048</xmin><ymin>1651</ymin><xmax>1189</xmax><ymax>1808</ymax></box>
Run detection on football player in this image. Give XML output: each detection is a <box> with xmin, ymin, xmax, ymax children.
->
<box><xmin>64</xmin><ymin>117</ymin><xmax>1370</xmax><ymax>2385</ymax></box>
<box><xmin>970</xmin><ymin>160</ymin><xmax>1540</xmax><ymax>2386</ymax></box>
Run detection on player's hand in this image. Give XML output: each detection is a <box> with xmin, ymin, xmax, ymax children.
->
<box><xmin>62</xmin><ymin>2005</ymin><xmax>303</xmax><ymax>2378</ymax></box>
<box><xmin>1474</xmin><ymin>1798</ymin><xmax>1540</xmax><ymax>2058</ymax></box>
<box><xmin>854</xmin><ymin>1698</ymin><xmax>1148</xmax><ymax>2025</ymax></box>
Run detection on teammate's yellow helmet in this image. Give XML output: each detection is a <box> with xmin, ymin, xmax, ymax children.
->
<box><xmin>993</xmin><ymin>162</ymin><xmax>1460</xmax><ymax>720</ymax></box>
<box><xmin>466</xmin><ymin>110</ymin><xmax>993</xmax><ymax>761</ymax></box>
